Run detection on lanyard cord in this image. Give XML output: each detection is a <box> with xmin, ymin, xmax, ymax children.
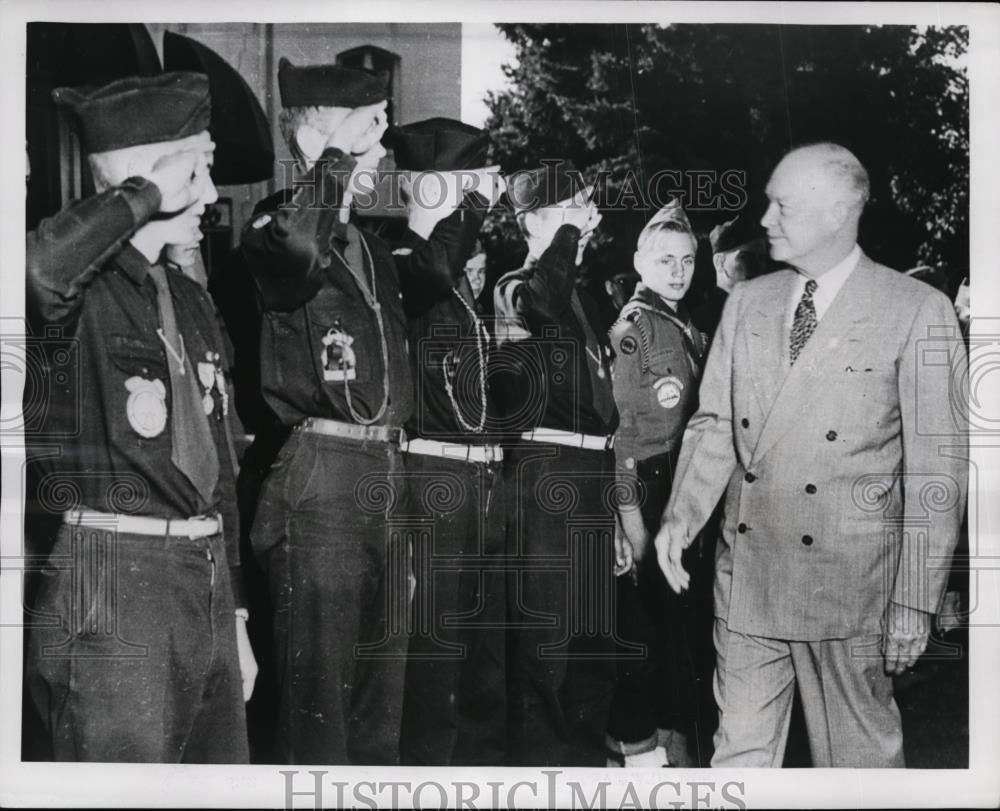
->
<box><xmin>443</xmin><ymin>287</ymin><xmax>489</xmax><ymax>434</ymax></box>
<box><xmin>327</xmin><ymin>232</ymin><xmax>390</xmax><ymax>426</ymax></box>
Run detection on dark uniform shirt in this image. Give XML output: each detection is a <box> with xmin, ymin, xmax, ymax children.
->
<box><xmin>26</xmin><ymin>184</ymin><xmax>244</xmax><ymax>603</ymax></box>
<box><xmin>240</xmin><ymin>148</ymin><xmax>456</xmax><ymax>428</ymax></box>
<box><xmin>609</xmin><ymin>283</ymin><xmax>707</xmax><ymax>473</ymax></box>
<box><xmin>493</xmin><ymin>224</ymin><xmax>618</xmax><ymax>437</ymax></box>
<box><xmin>402</xmin><ymin>192</ymin><xmax>506</xmax><ymax>443</ymax></box>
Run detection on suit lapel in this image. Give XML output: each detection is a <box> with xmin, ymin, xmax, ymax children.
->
<box><xmin>745</xmin><ymin>270</ymin><xmax>796</xmax><ymax>420</ymax></box>
<box><xmin>750</xmin><ymin>255</ymin><xmax>877</xmax><ymax>464</ymax></box>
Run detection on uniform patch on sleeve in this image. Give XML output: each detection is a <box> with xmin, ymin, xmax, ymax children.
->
<box><xmin>251</xmin><ymin>213</ymin><xmax>272</xmax><ymax>229</ymax></box>
<box><xmin>619</xmin><ymin>335</ymin><xmax>638</xmax><ymax>355</ymax></box>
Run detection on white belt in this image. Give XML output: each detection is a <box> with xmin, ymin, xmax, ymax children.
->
<box><xmin>299</xmin><ymin>417</ymin><xmax>405</xmax><ymax>444</ymax></box>
<box><xmin>520</xmin><ymin>429</ymin><xmax>615</xmax><ymax>451</ymax></box>
<box><xmin>403</xmin><ymin>438</ymin><xmax>503</xmax><ymax>464</ymax></box>
<box><xmin>63</xmin><ymin>509</ymin><xmax>221</xmax><ymax>539</ymax></box>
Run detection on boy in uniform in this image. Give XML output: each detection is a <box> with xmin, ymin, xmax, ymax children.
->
<box><xmin>606</xmin><ymin>202</ymin><xmax>706</xmax><ymax>766</ymax></box>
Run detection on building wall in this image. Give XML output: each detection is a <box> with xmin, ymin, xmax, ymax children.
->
<box><xmin>146</xmin><ymin>22</ymin><xmax>462</xmax><ymax>238</ymax></box>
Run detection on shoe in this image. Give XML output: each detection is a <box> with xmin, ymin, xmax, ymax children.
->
<box><xmin>623</xmin><ymin>747</ymin><xmax>668</xmax><ymax>768</ymax></box>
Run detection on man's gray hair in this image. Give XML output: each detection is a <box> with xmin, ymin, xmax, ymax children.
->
<box><xmin>798</xmin><ymin>142</ymin><xmax>870</xmax><ymax>210</ymax></box>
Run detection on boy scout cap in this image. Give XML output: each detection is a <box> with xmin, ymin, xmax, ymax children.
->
<box><xmin>277</xmin><ymin>57</ymin><xmax>388</xmax><ymax>108</ymax></box>
<box><xmin>384</xmin><ymin>117</ymin><xmax>488</xmax><ymax>171</ymax></box>
<box><xmin>710</xmin><ymin>212</ymin><xmax>761</xmax><ymax>254</ymax></box>
<box><xmin>51</xmin><ymin>72</ymin><xmax>211</xmax><ymax>154</ymax></box>
<box><xmin>506</xmin><ymin>163</ymin><xmax>592</xmax><ymax>214</ymax></box>
<box><xmin>642</xmin><ymin>199</ymin><xmax>692</xmax><ymax>233</ymax></box>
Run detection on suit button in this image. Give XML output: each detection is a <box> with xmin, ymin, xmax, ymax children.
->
<box><xmin>826</xmin><ymin>430</ymin><xmax>838</xmax><ymax>441</ymax></box>
<box><xmin>745</xmin><ymin>472</ymin><xmax>756</xmax><ymax>483</ymax></box>
<box><xmin>805</xmin><ymin>483</ymin><xmax>817</xmax><ymax>494</ymax></box>
<box><xmin>738</xmin><ymin>522</ymin><xmax>748</xmax><ymax>533</ymax></box>
<box><xmin>802</xmin><ymin>534</ymin><xmax>813</xmax><ymax>546</ymax></box>
<box><xmin>741</xmin><ymin>418</ymin><xmax>750</xmax><ymax>428</ymax></box>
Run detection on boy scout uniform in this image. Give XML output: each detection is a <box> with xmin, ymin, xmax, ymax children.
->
<box><xmin>241</xmin><ymin>60</ymin><xmax>466</xmax><ymax>765</ymax></box>
<box><xmin>24</xmin><ymin>73</ymin><xmax>249</xmax><ymax>763</ymax></box>
<box><xmin>494</xmin><ymin>165</ymin><xmax>619</xmax><ymax>767</ymax></box>
<box><xmin>606</xmin><ymin>281</ymin><xmax>707</xmax><ymax>761</ymax></box>
<box><xmin>384</xmin><ymin>118</ymin><xmax>509</xmax><ymax>766</ymax></box>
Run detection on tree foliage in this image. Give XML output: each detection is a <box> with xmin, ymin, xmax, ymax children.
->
<box><xmin>483</xmin><ymin>23</ymin><xmax>968</xmax><ymax>290</ymax></box>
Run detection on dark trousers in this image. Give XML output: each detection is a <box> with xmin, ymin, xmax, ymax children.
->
<box><xmin>252</xmin><ymin>428</ymin><xmax>410</xmax><ymax>765</ymax></box>
<box><xmin>504</xmin><ymin>440</ymin><xmax>618</xmax><ymax>766</ymax></box>
<box><xmin>400</xmin><ymin>452</ymin><xmax>508</xmax><ymax>765</ymax></box>
<box><xmin>606</xmin><ymin>451</ymin><xmax>699</xmax><ymax>750</ymax></box>
<box><xmin>25</xmin><ymin>524</ymin><xmax>247</xmax><ymax>763</ymax></box>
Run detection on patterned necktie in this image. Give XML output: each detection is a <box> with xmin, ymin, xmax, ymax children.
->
<box><xmin>149</xmin><ymin>264</ymin><xmax>219</xmax><ymax>504</ymax></box>
<box><xmin>789</xmin><ymin>278</ymin><xmax>818</xmax><ymax>365</ymax></box>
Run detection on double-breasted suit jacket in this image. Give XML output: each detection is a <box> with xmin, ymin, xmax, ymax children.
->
<box><xmin>665</xmin><ymin>252</ymin><xmax>968</xmax><ymax>641</ymax></box>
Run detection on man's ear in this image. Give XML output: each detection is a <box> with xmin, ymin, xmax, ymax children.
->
<box><xmin>713</xmin><ymin>252</ymin><xmax>727</xmax><ymax>275</ymax></box>
<box><xmin>295</xmin><ymin>124</ymin><xmax>327</xmax><ymax>164</ymax></box>
<box><xmin>828</xmin><ymin>199</ymin><xmax>851</xmax><ymax>231</ymax></box>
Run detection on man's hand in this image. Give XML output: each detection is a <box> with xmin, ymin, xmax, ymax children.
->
<box><xmin>882</xmin><ymin>601</ymin><xmax>931</xmax><ymax>676</ymax></box>
<box><xmin>325</xmin><ymin>101</ymin><xmax>389</xmax><ymax>155</ymax></box>
<box><xmin>235</xmin><ymin>615</ymin><xmax>258</xmax><ymax>702</ymax></box>
<box><xmin>401</xmin><ymin>170</ymin><xmax>467</xmax><ymax>240</ymax></box>
<box><xmin>613</xmin><ymin>522</ymin><xmax>634</xmax><ymax>579</ymax></box>
<box><xmin>145</xmin><ymin>147</ymin><xmax>206</xmax><ymax>214</ymax></box>
<box><xmin>655</xmin><ymin>518</ymin><xmax>690</xmax><ymax>594</ymax></box>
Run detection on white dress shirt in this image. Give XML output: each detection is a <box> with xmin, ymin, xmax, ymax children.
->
<box><xmin>787</xmin><ymin>243</ymin><xmax>861</xmax><ymax>332</ymax></box>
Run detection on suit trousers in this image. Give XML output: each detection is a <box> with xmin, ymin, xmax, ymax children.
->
<box><xmin>253</xmin><ymin>429</ymin><xmax>411</xmax><ymax>765</ymax></box>
<box><xmin>711</xmin><ymin>617</ymin><xmax>904</xmax><ymax>767</ymax></box>
<box><xmin>400</xmin><ymin>452</ymin><xmax>508</xmax><ymax>766</ymax></box>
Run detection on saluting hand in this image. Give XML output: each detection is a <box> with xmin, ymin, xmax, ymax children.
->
<box><xmin>467</xmin><ymin>165</ymin><xmax>507</xmax><ymax>210</ymax></box>
<box><xmin>146</xmin><ymin>144</ymin><xmax>210</xmax><ymax>214</ymax></box>
<box><xmin>655</xmin><ymin>518</ymin><xmax>691</xmax><ymax>594</ymax></box>
<box><xmin>326</xmin><ymin>101</ymin><xmax>389</xmax><ymax>156</ymax></box>
<box><xmin>401</xmin><ymin>170</ymin><xmax>468</xmax><ymax>240</ymax></box>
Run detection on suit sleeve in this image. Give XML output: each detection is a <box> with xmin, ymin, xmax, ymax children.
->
<box><xmin>239</xmin><ymin>148</ymin><xmax>355</xmax><ymax>312</ymax></box>
<box><xmin>893</xmin><ymin>289</ymin><xmax>968</xmax><ymax>614</ymax></box>
<box><xmin>26</xmin><ymin>178</ymin><xmax>161</xmax><ymax>331</ymax></box>
<box><xmin>662</xmin><ymin>283</ymin><xmax>741</xmax><ymax>539</ymax></box>
<box><xmin>494</xmin><ymin>224</ymin><xmax>581</xmax><ymax>324</ymax></box>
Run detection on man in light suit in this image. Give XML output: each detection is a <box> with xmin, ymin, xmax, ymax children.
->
<box><xmin>655</xmin><ymin>143</ymin><xmax>967</xmax><ymax>768</ymax></box>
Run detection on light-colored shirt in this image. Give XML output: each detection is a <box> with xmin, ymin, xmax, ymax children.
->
<box><xmin>787</xmin><ymin>243</ymin><xmax>861</xmax><ymax>331</ymax></box>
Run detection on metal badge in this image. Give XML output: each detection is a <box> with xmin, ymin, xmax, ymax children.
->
<box><xmin>124</xmin><ymin>376</ymin><xmax>168</xmax><ymax>437</ymax></box>
<box><xmin>197</xmin><ymin>361</ymin><xmax>216</xmax><ymax>415</ymax></box>
<box><xmin>653</xmin><ymin>375</ymin><xmax>684</xmax><ymax>409</ymax></box>
<box><xmin>322</xmin><ymin>325</ymin><xmax>357</xmax><ymax>382</ymax></box>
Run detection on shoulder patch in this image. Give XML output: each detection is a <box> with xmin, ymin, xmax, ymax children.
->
<box><xmin>251</xmin><ymin>213</ymin><xmax>272</xmax><ymax>230</ymax></box>
<box><xmin>619</xmin><ymin>335</ymin><xmax>638</xmax><ymax>355</ymax></box>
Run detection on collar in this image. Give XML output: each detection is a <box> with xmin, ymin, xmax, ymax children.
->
<box><xmin>113</xmin><ymin>242</ymin><xmax>157</xmax><ymax>286</ymax></box>
<box><xmin>802</xmin><ymin>243</ymin><xmax>861</xmax><ymax>297</ymax></box>
<box><xmin>631</xmin><ymin>282</ymin><xmax>689</xmax><ymax>321</ymax></box>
